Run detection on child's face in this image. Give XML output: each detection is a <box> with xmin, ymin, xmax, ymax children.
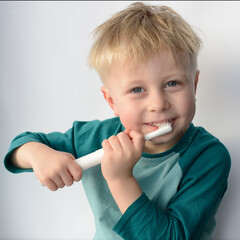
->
<box><xmin>101</xmin><ymin>52</ymin><xmax>199</xmax><ymax>153</ymax></box>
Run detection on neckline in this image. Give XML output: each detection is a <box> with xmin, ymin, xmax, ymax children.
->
<box><xmin>142</xmin><ymin>123</ymin><xmax>196</xmax><ymax>159</ymax></box>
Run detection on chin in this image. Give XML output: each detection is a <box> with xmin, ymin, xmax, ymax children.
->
<box><xmin>149</xmin><ymin>135</ymin><xmax>172</xmax><ymax>145</ymax></box>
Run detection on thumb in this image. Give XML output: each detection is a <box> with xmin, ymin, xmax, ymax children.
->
<box><xmin>124</xmin><ymin>129</ymin><xmax>130</xmax><ymax>135</ymax></box>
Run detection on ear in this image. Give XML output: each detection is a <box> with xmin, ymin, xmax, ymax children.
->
<box><xmin>101</xmin><ymin>86</ymin><xmax>119</xmax><ymax>116</ymax></box>
<box><xmin>194</xmin><ymin>70</ymin><xmax>200</xmax><ymax>94</ymax></box>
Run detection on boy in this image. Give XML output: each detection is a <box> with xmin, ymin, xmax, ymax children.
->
<box><xmin>4</xmin><ymin>2</ymin><xmax>231</xmax><ymax>239</ymax></box>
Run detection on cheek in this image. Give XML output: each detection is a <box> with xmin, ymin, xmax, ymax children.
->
<box><xmin>179</xmin><ymin>94</ymin><xmax>196</xmax><ymax>119</ymax></box>
<box><xmin>117</xmin><ymin>103</ymin><xmax>142</xmax><ymax>131</ymax></box>
<box><xmin>173</xmin><ymin>90</ymin><xmax>196</xmax><ymax>115</ymax></box>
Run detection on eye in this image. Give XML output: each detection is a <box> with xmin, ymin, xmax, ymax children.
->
<box><xmin>166</xmin><ymin>81</ymin><xmax>178</xmax><ymax>88</ymax></box>
<box><xmin>131</xmin><ymin>87</ymin><xmax>144</xmax><ymax>93</ymax></box>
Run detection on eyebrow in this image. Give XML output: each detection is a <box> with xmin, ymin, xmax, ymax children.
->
<box><xmin>120</xmin><ymin>80</ymin><xmax>144</xmax><ymax>89</ymax></box>
<box><xmin>163</xmin><ymin>71</ymin><xmax>189</xmax><ymax>79</ymax></box>
<box><xmin>127</xmin><ymin>72</ymin><xmax>189</xmax><ymax>84</ymax></box>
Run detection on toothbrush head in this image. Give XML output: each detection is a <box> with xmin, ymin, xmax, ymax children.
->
<box><xmin>144</xmin><ymin>122</ymin><xmax>172</xmax><ymax>141</ymax></box>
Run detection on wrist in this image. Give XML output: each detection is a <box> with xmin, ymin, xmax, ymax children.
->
<box><xmin>12</xmin><ymin>142</ymin><xmax>34</xmax><ymax>169</ymax></box>
<box><xmin>107</xmin><ymin>175</ymin><xmax>135</xmax><ymax>188</ymax></box>
<box><xmin>107</xmin><ymin>176</ymin><xmax>143</xmax><ymax>214</ymax></box>
<box><xmin>12</xmin><ymin>142</ymin><xmax>47</xmax><ymax>169</ymax></box>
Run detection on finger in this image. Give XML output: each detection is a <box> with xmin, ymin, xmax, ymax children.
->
<box><xmin>66</xmin><ymin>152</ymin><xmax>76</xmax><ymax>161</ymax></box>
<box><xmin>51</xmin><ymin>175</ymin><xmax>65</xmax><ymax>189</ymax></box>
<box><xmin>117</xmin><ymin>132</ymin><xmax>132</xmax><ymax>149</ymax></box>
<box><xmin>60</xmin><ymin>169</ymin><xmax>74</xmax><ymax>186</ymax></box>
<box><xmin>108</xmin><ymin>135</ymin><xmax>122</xmax><ymax>151</ymax></box>
<box><xmin>102</xmin><ymin>139</ymin><xmax>113</xmax><ymax>152</ymax></box>
<box><xmin>128</xmin><ymin>130</ymin><xmax>145</xmax><ymax>151</ymax></box>
<box><xmin>68</xmin><ymin>161</ymin><xmax>82</xmax><ymax>182</ymax></box>
<box><xmin>43</xmin><ymin>178</ymin><xmax>59</xmax><ymax>191</ymax></box>
<box><xmin>124</xmin><ymin>129</ymin><xmax>130</xmax><ymax>135</ymax></box>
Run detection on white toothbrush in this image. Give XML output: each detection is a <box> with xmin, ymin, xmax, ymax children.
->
<box><xmin>75</xmin><ymin>122</ymin><xmax>172</xmax><ymax>170</ymax></box>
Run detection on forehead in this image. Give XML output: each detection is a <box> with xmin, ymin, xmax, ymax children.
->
<box><xmin>102</xmin><ymin>51</ymin><xmax>193</xmax><ymax>85</ymax></box>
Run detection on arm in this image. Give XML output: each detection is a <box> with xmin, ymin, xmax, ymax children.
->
<box><xmin>4</xmin><ymin>126</ymin><xmax>83</xmax><ymax>191</ymax></box>
<box><xmin>101</xmin><ymin>130</ymin><xmax>145</xmax><ymax>213</ymax></box>
<box><xmin>12</xmin><ymin>142</ymin><xmax>82</xmax><ymax>191</ymax></box>
<box><xmin>102</xmin><ymin>132</ymin><xmax>231</xmax><ymax>239</ymax></box>
<box><xmin>4</xmin><ymin>118</ymin><xmax>123</xmax><ymax>190</ymax></box>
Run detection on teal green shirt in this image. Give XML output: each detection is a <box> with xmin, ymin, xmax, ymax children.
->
<box><xmin>4</xmin><ymin>117</ymin><xmax>231</xmax><ymax>239</ymax></box>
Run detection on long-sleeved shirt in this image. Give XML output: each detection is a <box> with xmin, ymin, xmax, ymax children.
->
<box><xmin>4</xmin><ymin>117</ymin><xmax>231</xmax><ymax>239</ymax></box>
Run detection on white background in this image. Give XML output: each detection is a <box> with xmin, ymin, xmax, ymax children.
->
<box><xmin>0</xmin><ymin>1</ymin><xmax>240</xmax><ymax>239</ymax></box>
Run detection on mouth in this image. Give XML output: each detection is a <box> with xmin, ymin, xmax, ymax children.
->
<box><xmin>149</xmin><ymin>119</ymin><xmax>173</xmax><ymax>127</ymax></box>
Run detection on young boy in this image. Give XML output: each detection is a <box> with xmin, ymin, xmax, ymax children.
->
<box><xmin>4</xmin><ymin>2</ymin><xmax>231</xmax><ymax>239</ymax></box>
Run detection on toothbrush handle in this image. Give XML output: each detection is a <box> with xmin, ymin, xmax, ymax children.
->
<box><xmin>75</xmin><ymin>148</ymin><xmax>104</xmax><ymax>170</ymax></box>
<box><xmin>75</xmin><ymin>123</ymin><xmax>172</xmax><ymax>171</ymax></box>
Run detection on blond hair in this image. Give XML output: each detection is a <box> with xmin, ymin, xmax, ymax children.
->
<box><xmin>88</xmin><ymin>2</ymin><xmax>202</xmax><ymax>76</ymax></box>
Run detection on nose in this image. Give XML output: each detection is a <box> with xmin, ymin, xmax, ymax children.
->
<box><xmin>147</xmin><ymin>91</ymin><xmax>170</xmax><ymax>113</ymax></box>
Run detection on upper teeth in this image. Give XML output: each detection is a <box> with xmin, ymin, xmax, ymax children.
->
<box><xmin>150</xmin><ymin>120</ymin><xmax>172</xmax><ymax>127</ymax></box>
<box><xmin>151</xmin><ymin>123</ymin><xmax>163</xmax><ymax>127</ymax></box>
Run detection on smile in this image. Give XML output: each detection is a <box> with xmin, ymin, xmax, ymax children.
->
<box><xmin>149</xmin><ymin>119</ymin><xmax>173</xmax><ymax>127</ymax></box>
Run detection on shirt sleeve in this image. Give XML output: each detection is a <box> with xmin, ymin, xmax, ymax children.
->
<box><xmin>113</xmin><ymin>142</ymin><xmax>231</xmax><ymax>239</ymax></box>
<box><xmin>4</xmin><ymin>117</ymin><xmax>123</xmax><ymax>174</ymax></box>
<box><xmin>4</xmin><ymin>125</ymin><xmax>78</xmax><ymax>173</ymax></box>
<box><xmin>113</xmin><ymin>193</ymin><xmax>171</xmax><ymax>239</ymax></box>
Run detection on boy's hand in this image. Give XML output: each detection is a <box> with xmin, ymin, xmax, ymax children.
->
<box><xmin>13</xmin><ymin>142</ymin><xmax>82</xmax><ymax>191</ymax></box>
<box><xmin>101</xmin><ymin>130</ymin><xmax>145</xmax><ymax>213</ymax></box>
<box><xmin>101</xmin><ymin>130</ymin><xmax>145</xmax><ymax>183</ymax></box>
